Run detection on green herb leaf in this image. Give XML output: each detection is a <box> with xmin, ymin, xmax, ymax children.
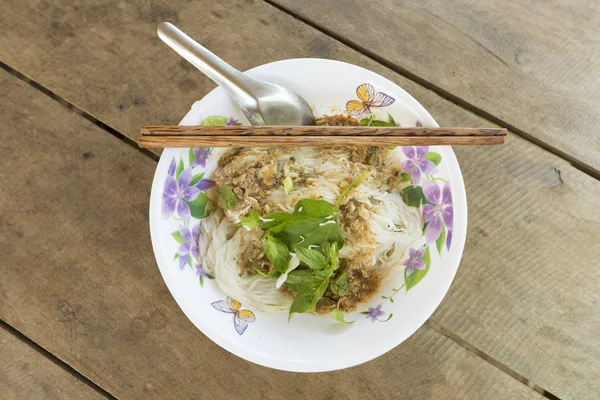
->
<box><xmin>175</xmin><ymin>159</ymin><xmax>184</xmax><ymax>180</ymax></box>
<box><xmin>330</xmin><ymin>270</ymin><xmax>348</xmax><ymax>296</ymax></box>
<box><xmin>188</xmin><ymin>192</ymin><xmax>210</xmax><ymax>219</ymax></box>
<box><xmin>277</xmin><ymin>215</ymin><xmax>344</xmax><ymax>249</ymax></box>
<box><xmin>284</xmin><ymin>269</ymin><xmax>312</xmax><ymax>291</ymax></box>
<box><xmin>400</xmin><ymin>172</ymin><xmax>412</xmax><ymax>182</ymax></box>
<box><xmin>294</xmin><ymin>199</ymin><xmax>334</xmax><ymax>217</ymax></box>
<box><xmin>237</xmin><ymin>211</ymin><xmax>261</xmax><ymax>229</ymax></box>
<box><xmin>332</xmin><ymin>307</ymin><xmax>354</xmax><ymax>324</ymax></box>
<box><xmin>200</xmin><ymin>115</ymin><xmax>229</xmax><ymax>126</ymax></box>
<box><xmin>218</xmin><ymin>185</ymin><xmax>237</xmax><ymax>210</ymax></box>
<box><xmin>199</xmin><ymin>275</ymin><xmax>205</xmax><ymax>287</ymax></box>
<box><xmin>424</xmin><ymin>152</ymin><xmax>442</xmax><ymax>166</ymax></box>
<box><xmin>260</xmin><ymin>212</ymin><xmax>292</xmax><ymax>230</ymax></box>
<box><xmin>436</xmin><ymin>224</ymin><xmax>446</xmax><ymax>254</ymax></box>
<box><xmin>289</xmin><ymin>272</ymin><xmax>332</xmax><ymax>321</ymax></box>
<box><xmin>322</xmin><ymin>242</ymin><xmax>340</xmax><ymax>271</ymax></box>
<box><xmin>189</xmin><ymin>173</ymin><xmax>205</xmax><ymax>187</ymax></box>
<box><xmin>171</xmin><ymin>230</ymin><xmax>185</xmax><ymax>243</ymax></box>
<box><xmin>294</xmin><ymin>246</ymin><xmax>327</xmax><ymax>270</ymax></box>
<box><xmin>335</xmin><ymin>171</ymin><xmax>369</xmax><ymax>211</ymax></box>
<box><xmin>283</xmin><ymin>176</ymin><xmax>294</xmax><ymax>195</ymax></box>
<box><xmin>261</xmin><ymin>232</ymin><xmax>291</xmax><ymax>273</ymax></box>
<box><xmin>253</xmin><ymin>267</ymin><xmax>281</xmax><ymax>278</ymax></box>
<box><xmin>405</xmin><ymin>247</ymin><xmax>431</xmax><ymax>290</ymax></box>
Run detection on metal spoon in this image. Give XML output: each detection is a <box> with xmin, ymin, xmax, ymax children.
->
<box><xmin>157</xmin><ymin>22</ymin><xmax>314</xmax><ymax>126</ymax></box>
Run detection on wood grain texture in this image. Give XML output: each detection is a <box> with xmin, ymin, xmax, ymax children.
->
<box><xmin>1</xmin><ymin>327</ymin><xmax>107</xmax><ymax>400</ymax></box>
<box><xmin>0</xmin><ymin>1</ymin><xmax>599</xmax><ymax>398</ymax></box>
<box><xmin>137</xmin><ymin>134</ymin><xmax>505</xmax><ymax>148</ymax></box>
<box><xmin>0</xmin><ymin>71</ymin><xmax>544</xmax><ymax>400</ymax></box>
<box><xmin>270</xmin><ymin>0</ymin><xmax>600</xmax><ymax>173</ymax></box>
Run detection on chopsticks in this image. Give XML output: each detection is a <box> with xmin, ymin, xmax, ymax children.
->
<box><xmin>137</xmin><ymin>125</ymin><xmax>507</xmax><ymax>148</ymax></box>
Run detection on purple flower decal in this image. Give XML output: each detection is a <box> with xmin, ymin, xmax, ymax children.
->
<box><xmin>176</xmin><ymin>224</ymin><xmax>201</xmax><ymax>269</ymax></box>
<box><xmin>225</xmin><ymin>117</ymin><xmax>239</xmax><ymax>126</ymax></box>
<box><xmin>423</xmin><ymin>181</ymin><xmax>453</xmax><ymax>244</ymax></box>
<box><xmin>162</xmin><ymin>163</ymin><xmax>202</xmax><ymax>221</ymax></box>
<box><xmin>192</xmin><ymin>148</ymin><xmax>210</xmax><ymax>168</ymax></box>
<box><xmin>402</xmin><ymin>146</ymin><xmax>435</xmax><ymax>184</ymax></box>
<box><xmin>195</xmin><ymin>262</ymin><xmax>207</xmax><ymax>279</ymax></box>
<box><xmin>195</xmin><ymin>178</ymin><xmax>215</xmax><ymax>191</ymax></box>
<box><xmin>416</xmin><ymin>120</ymin><xmax>423</xmax><ymax>127</ymax></box>
<box><xmin>404</xmin><ymin>247</ymin><xmax>426</xmax><ymax>276</ymax></box>
<box><xmin>365</xmin><ymin>304</ymin><xmax>385</xmax><ymax>322</ymax></box>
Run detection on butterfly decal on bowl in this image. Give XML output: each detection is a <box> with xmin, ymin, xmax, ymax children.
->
<box><xmin>211</xmin><ymin>297</ymin><xmax>256</xmax><ymax>335</ymax></box>
<box><xmin>346</xmin><ymin>83</ymin><xmax>395</xmax><ymax>117</ymax></box>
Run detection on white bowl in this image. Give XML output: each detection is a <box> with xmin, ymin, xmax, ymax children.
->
<box><xmin>149</xmin><ymin>58</ymin><xmax>467</xmax><ymax>372</ymax></box>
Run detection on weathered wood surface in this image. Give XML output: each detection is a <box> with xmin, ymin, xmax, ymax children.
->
<box><xmin>0</xmin><ymin>71</ymin><xmax>546</xmax><ymax>400</ymax></box>
<box><xmin>1</xmin><ymin>327</ymin><xmax>107</xmax><ymax>400</ymax></box>
<box><xmin>270</xmin><ymin>0</ymin><xmax>600</xmax><ymax>174</ymax></box>
<box><xmin>0</xmin><ymin>1</ymin><xmax>599</xmax><ymax>399</ymax></box>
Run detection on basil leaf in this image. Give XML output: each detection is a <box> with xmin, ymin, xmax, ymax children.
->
<box><xmin>332</xmin><ymin>307</ymin><xmax>354</xmax><ymax>324</ymax></box>
<box><xmin>218</xmin><ymin>185</ymin><xmax>237</xmax><ymax>210</ymax></box>
<box><xmin>330</xmin><ymin>270</ymin><xmax>348</xmax><ymax>296</ymax></box>
<box><xmin>237</xmin><ymin>211</ymin><xmax>260</xmax><ymax>229</ymax></box>
<box><xmin>284</xmin><ymin>269</ymin><xmax>312</xmax><ymax>291</ymax></box>
<box><xmin>322</xmin><ymin>242</ymin><xmax>340</xmax><ymax>270</ymax></box>
<box><xmin>283</xmin><ymin>176</ymin><xmax>294</xmax><ymax>194</ymax></box>
<box><xmin>294</xmin><ymin>246</ymin><xmax>327</xmax><ymax>270</ymax></box>
<box><xmin>289</xmin><ymin>272</ymin><xmax>332</xmax><ymax>320</ymax></box>
<box><xmin>260</xmin><ymin>212</ymin><xmax>292</xmax><ymax>230</ymax></box>
<box><xmin>293</xmin><ymin>199</ymin><xmax>334</xmax><ymax>217</ymax></box>
<box><xmin>261</xmin><ymin>232</ymin><xmax>291</xmax><ymax>273</ymax></box>
<box><xmin>277</xmin><ymin>215</ymin><xmax>344</xmax><ymax>249</ymax></box>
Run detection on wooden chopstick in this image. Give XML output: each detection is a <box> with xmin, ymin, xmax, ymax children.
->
<box><xmin>138</xmin><ymin>125</ymin><xmax>506</xmax><ymax>148</ymax></box>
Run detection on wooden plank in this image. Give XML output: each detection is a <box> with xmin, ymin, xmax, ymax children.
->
<box><xmin>0</xmin><ymin>71</ymin><xmax>545</xmax><ymax>400</ymax></box>
<box><xmin>0</xmin><ymin>1</ymin><xmax>598</xmax><ymax>398</ymax></box>
<box><xmin>269</xmin><ymin>0</ymin><xmax>600</xmax><ymax>174</ymax></box>
<box><xmin>1</xmin><ymin>326</ymin><xmax>107</xmax><ymax>400</ymax></box>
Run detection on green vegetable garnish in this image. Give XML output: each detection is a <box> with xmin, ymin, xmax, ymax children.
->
<box><xmin>289</xmin><ymin>273</ymin><xmax>332</xmax><ymax>321</ymax></box>
<box><xmin>335</xmin><ymin>171</ymin><xmax>369</xmax><ymax>211</ymax></box>
<box><xmin>250</xmin><ymin>172</ymin><xmax>370</xmax><ymax>321</ymax></box>
<box><xmin>330</xmin><ymin>270</ymin><xmax>348</xmax><ymax>297</ymax></box>
<box><xmin>283</xmin><ymin>176</ymin><xmax>294</xmax><ymax>195</ymax></box>
<box><xmin>284</xmin><ymin>269</ymin><xmax>312</xmax><ymax>291</ymax></box>
<box><xmin>293</xmin><ymin>245</ymin><xmax>327</xmax><ymax>270</ymax></box>
<box><xmin>261</xmin><ymin>232</ymin><xmax>291</xmax><ymax>273</ymax></box>
<box><xmin>237</xmin><ymin>211</ymin><xmax>261</xmax><ymax>229</ymax></box>
<box><xmin>218</xmin><ymin>185</ymin><xmax>237</xmax><ymax>210</ymax></box>
<box><xmin>332</xmin><ymin>307</ymin><xmax>354</xmax><ymax>324</ymax></box>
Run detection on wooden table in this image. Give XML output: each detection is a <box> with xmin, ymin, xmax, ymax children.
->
<box><xmin>1</xmin><ymin>1</ymin><xmax>599</xmax><ymax>399</ymax></box>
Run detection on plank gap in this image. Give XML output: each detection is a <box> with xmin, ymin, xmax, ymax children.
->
<box><xmin>1</xmin><ymin>320</ymin><xmax>119</xmax><ymax>400</ymax></box>
<box><xmin>426</xmin><ymin>320</ymin><xmax>561</xmax><ymax>400</ymax></box>
<box><xmin>0</xmin><ymin>60</ymin><xmax>159</xmax><ymax>163</ymax></box>
<box><xmin>261</xmin><ymin>0</ymin><xmax>600</xmax><ymax>181</ymax></box>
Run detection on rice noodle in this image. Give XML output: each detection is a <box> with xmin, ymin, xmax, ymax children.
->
<box><xmin>197</xmin><ymin>145</ymin><xmax>423</xmax><ymax>313</ymax></box>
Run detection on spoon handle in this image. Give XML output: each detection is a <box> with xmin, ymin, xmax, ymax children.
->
<box><xmin>157</xmin><ymin>22</ymin><xmax>256</xmax><ymax>109</ymax></box>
